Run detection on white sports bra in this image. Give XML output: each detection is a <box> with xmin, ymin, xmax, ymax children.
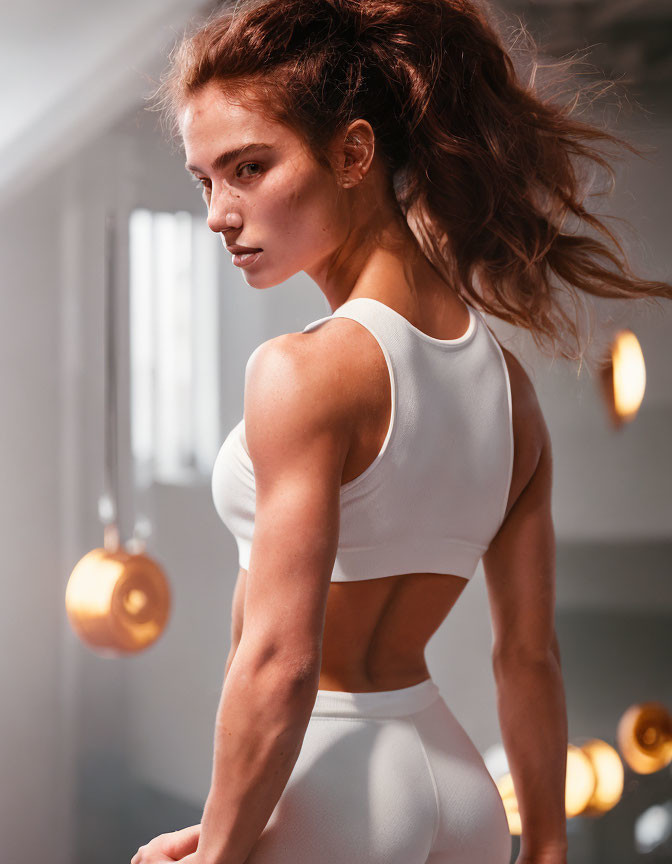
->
<box><xmin>211</xmin><ymin>296</ymin><xmax>514</xmax><ymax>582</ymax></box>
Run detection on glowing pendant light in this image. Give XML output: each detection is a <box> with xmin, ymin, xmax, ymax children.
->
<box><xmin>487</xmin><ymin>706</ymin><xmax>664</xmax><ymax>830</ymax></box>
<box><xmin>577</xmin><ymin>738</ymin><xmax>624</xmax><ymax>816</ymax></box>
<box><xmin>65</xmin><ymin>525</ymin><xmax>170</xmax><ymax>655</ymax></box>
<box><xmin>65</xmin><ymin>212</ymin><xmax>171</xmax><ymax>656</ymax></box>
<box><xmin>494</xmin><ymin>740</ymin><xmax>622</xmax><ymax>829</ymax></box>
<box><xmin>598</xmin><ymin>328</ymin><xmax>646</xmax><ymax>428</ymax></box>
<box><xmin>565</xmin><ymin>743</ymin><xmax>596</xmax><ymax>817</ymax></box>
<box><xmin>494</xmin><ymin>743</ymin><xmax>596</xmax><ymax>832</ymax></box>
<box><xmin>617</xmin><ymin>702</ymin><xmax>672</xmax><ymax>774</ymax></box>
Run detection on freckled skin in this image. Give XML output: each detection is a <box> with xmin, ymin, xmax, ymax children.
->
<box><xmin>181</xmin><ymin>84</ymin><xmax>354</xmax><ymax>293</ymax></box>
<box><xmin>179</xmin><ymin>81</ymin><xmax>444</xmax><ymax>310</ymax></box>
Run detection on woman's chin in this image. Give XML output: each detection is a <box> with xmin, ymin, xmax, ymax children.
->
<box><xmin>241</xmin><ymin>274</ymin><xmax>278</xmax><ymax>290</ymax></box>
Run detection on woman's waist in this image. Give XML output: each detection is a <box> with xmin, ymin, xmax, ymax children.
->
<box><xmin>317</xmin><ymin>655</ymin><xmax>432</xmax><ymax>694</ymax></box>
<box><xmin>312</xmin><ymin>674</ymin><xmax>440</xmax><ymax>719</ymax></box>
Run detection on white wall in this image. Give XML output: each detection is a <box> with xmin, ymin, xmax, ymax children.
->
<box><xmin>0</xmin><ymin>169</ymin><xmax>76</xmax><ymax>864</ymax></box>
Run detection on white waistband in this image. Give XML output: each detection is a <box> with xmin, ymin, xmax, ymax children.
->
<box><xmin>311</xmin><ymin>677</ymin><xmax>441</xmax><ymax>718</ymax></box>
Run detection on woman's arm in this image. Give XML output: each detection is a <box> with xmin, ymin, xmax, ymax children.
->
<box><xmin>133</xmin><ymin>570</ymin><xmax>248</xmax><ymax>863</ymax></box>
<box><xmin>196</xmin><ymin>334</ymin><xmax>349</xmax><ymax>864</ymax></box>
<box><xmin>482</xmin><ymin>403</ymin><xmax>568</xmax><ymax>862</ymax></box>
<box><xmin>223</xmin><ymin>566</ymin><xmax>247</xmax><ymax>681</ymax></box>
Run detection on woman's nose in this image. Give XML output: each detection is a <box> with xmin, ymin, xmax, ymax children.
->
<box><xmin>207</xmin><ymin>189</ymin><xmax>242</xmax><ymax>234</ymax></box>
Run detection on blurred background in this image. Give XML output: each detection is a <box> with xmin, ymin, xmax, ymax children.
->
<box><xmin>1</xmin><ymin>1</ymin><xmax>670</xmax><ymax>863</ymax></box>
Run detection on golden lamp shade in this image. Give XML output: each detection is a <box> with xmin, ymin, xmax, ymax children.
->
<box><xmin>65</xmin><ymin>546</ymin><xmax>171</xmax><ymax>656</ymax></box>
<box><xmin>617</xmin><ymin>702</ymin><xmax>672</xmax><ymax>774</ymax></box>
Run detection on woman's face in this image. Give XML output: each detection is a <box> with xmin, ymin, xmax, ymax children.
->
<box><xmin>181</xmin><ymin>82</ymin><xmax>349</xmax><ymax>290</ymax></box>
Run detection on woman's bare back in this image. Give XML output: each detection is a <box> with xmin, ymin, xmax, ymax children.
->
<box><xmin>315</xmin><ymin>302</ymin><xmax>546</xmax><ymax>692</ymax></box>
<box><xmin>228</xmin><ymin>297</ymin><xmax>548</xmax><ymax>693</ymax></box>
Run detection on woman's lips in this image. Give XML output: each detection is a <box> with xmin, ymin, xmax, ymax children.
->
<box><xmin>232</xmin><ymin>250</ymin><xmax>262</xmax><ymax>268</ymax></box>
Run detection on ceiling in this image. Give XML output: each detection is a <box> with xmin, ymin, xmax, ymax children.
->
<box><xmin>0</xmin><ymin>0</ymin><xmax>217</xmax><ymax>208</ymax></box>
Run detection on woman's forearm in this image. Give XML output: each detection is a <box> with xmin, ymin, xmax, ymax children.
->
<box><xmin>197</xmin><ymin>649</ymin><xmax>316</xmax><ymax>864</ymax></box>
<box><xmin>493</xmin><ymin>648</ymin><xmax>568</xmax><ymax>859</ymax></box>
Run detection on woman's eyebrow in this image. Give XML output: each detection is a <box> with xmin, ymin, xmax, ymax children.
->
<box><xmin>185</xmin><ymin>142</ymin><xmax>274</xmax><ymax>174</ymax></box>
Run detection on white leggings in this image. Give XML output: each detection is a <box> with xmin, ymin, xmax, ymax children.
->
<box><xmin>245</xmin><ymin>677</ymin><xmax>512</xmax><ymax>863</ymax></box>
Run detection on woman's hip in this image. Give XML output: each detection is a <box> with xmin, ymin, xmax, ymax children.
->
<box><xmin>244</xmin><ymin>677</ymin><xmax>511</xmax><ymax>864</ymax></box>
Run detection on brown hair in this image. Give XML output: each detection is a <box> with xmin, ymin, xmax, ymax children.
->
<box><xmin>148</xmin><ymin>0</ymin><xmax>672</xmax><ymax>364</ymax></box>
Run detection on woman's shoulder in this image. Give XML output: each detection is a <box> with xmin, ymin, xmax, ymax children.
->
<box><xmin>495</xmin><ymin>339</ymin><xmax>550</xmax><ymax>511</ymax></box>
<box><xmin>246</xmin><ymin>319</ymin><xmax>369</xmax><ymax>398</ymax></box>
<box><xmin>299</xmin><ymin>312</ymin><xmax>392</xmax><ymax>419</ymax></box>
<box><xmin>242</xmin><ymin>324</ymin><xmax>365</xmax><ymax>454</ymax></box>
<box><xmin>498</xmin><ymin>343</ymin><xmax>546</xmax><ymax>440</ymax></box>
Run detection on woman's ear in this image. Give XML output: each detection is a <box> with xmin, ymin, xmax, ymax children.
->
<box><xmin>338</xmin><ymin>118</ymin><xmax>375</xmax><ymax>188</ymax></box>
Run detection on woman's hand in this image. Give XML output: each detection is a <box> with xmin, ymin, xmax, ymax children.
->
<box><xmin>130</xmin><ymin>823</ymin><xmax>201</xmax><ymax>863</ymax></box>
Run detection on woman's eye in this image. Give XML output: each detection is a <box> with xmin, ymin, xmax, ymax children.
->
<box><xmin>237</xmin><ymin>162</ymin><xmax>262</xmax><ymax>178</ymax></box>
<box><xmin>191</xmin><ymin>162</ymin><xmax>261</xmax><ymax>195</ymax></box>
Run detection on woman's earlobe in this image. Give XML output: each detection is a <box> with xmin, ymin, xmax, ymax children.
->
<box><xmin>341</xmin><ymin>171</ymin><xmax>364</xmax><ymax>188</ymax></box>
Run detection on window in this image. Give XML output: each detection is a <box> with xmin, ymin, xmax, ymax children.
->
<box><xmin>129</xmin><ymin>208</ymin><xmax>220</xmax><ymax>485</ymax></box>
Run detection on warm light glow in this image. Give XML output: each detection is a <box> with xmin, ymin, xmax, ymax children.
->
<box><xmin>618</xmin><ymin>702</ymin><xmax>672</xmax><ymax>774</ymax></box>
<box><xmin>497</xmin><ymin>742</ymin><xmax>600</xmax><ymax>827</ymax></box>
<box><xmin>579</xmin><ymin>739</ymin><xmax>624</xmax><ymax>815</ymax></box>
<box><xmin>65</xmin><ymin>549</ymin><xmax>123</xmax><ymax>618</ymax></box>
<box><xmin>123</xmin><ymin>588</ymin><xmax>149</xmax><ymax>616</ymax></box>
<box><xmin>65</xmin><ymin>547</ymin><xmax>171</xmax><ymax>656</ymax></box>
<box><xmin>566</xmin><ymin>744</ymin><xmax>597</xmax><ymax>817</ymax></box>
<box><xmin>612</xmin><ymin>330</ymin><xmax>646</xmax><ymax>420</ymax></box>
<box><xmin>598</xmin><ymin>328</ymin><xmax>647</xmax><ymax>428</ymax></box>
<box><xmin>496</xmin><ymin>772</ymin><xmax>521</xmax><ymax>835</ymax></box>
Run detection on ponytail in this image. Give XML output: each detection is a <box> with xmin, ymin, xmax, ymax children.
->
<box><xmin>150</xmin><ymin>0</ymin><xmax>672</xmax><ymax>364</ymax></box>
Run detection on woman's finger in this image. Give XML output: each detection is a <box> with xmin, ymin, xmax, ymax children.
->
<box><xmin>156</xmin><ymin>825</ymin><xmax>201</xmax><ymax>859</ymax></box>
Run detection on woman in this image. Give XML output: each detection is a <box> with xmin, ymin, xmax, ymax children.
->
<box><xmin>132</xmin><ymin>1</ymin><xmax>671</xmax><ymax>863</ymax></box>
